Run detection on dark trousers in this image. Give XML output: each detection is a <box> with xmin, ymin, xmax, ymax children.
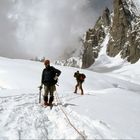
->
<box><xmin>44</xmin><ymin>85</ymin><xmax>56</xmax><ymax>104</ymax></box>
<box><xmin>74</xmin><ymin>81</ymin><xmax>83</xmax><ymax>95</ymax></box>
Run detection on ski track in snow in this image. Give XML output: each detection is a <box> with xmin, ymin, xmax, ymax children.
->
<box><xmin>0</xmin><ymin>92</ymin><xmax>117</xmax><ymax>139</ymax></box>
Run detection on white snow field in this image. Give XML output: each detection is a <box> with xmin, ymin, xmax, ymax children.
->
<box><xmin>0</xmin><ymin>56</ymin><xmax>140</xmax><ymax>139</ymax></box>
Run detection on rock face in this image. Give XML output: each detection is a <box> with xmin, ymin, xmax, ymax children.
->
<box><xmin>107</xmin><ymin>0</ymin><xmax>140</xmax><ymax>63</ymax></box>
<box><xmin>82</xmin><ymin>0</ymin><xmax>140</xmax><ymax>68</ymax></box>
<box><xmin>82</xmin><ymin>8</ymin><xmax>110</xmax><ymax>68</ymax></box>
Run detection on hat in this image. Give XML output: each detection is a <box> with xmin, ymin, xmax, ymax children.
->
<box><xmin>44</xmin><ymin>59</ymin><xmax>50</xmax><ymax>65</ymax></box>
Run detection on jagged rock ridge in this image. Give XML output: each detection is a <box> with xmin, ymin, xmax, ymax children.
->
<box><xmin>82</xmin><ymin>7</ymin><xmax>110</xmax><ymax>68</ymax></box>
<box><xmin>82</xmin><ymin>0</ymin><xmax>140</xmax><ymax>68</ymax></box>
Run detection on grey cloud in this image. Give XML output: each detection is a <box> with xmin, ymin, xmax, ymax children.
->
<box><xmin>0</xmin><ymin>0</ymin><xmax>113</xmax><ymax>60</ymax></box>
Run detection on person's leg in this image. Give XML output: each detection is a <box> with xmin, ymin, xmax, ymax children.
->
<box><xmin>74</xmin><ymin>81</ymin><xmax>79</xmax><ymax>93</ymax></box>
<box><xmin>44</xmin><ymin>85</ymin><xmax>49</xmax><ymax>105</ymax></box>
<box><xmin>49</xmin><ymin>85</ymin><xmax>56</xmax><ymax>105</ymax></box>
<box><xmin>79</xmin><ymin>82</ymin><xmax>84</xmax><ymax>95</ymax></box>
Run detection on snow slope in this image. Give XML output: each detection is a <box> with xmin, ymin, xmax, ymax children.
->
<box><xmin>133</xmin><ymin>0</ymin><xmax>140</xmax><ymax>15</ymax></box>
<box><xmin>0</xmin><ymin>56</ymin><xmax>140</xmax><ymax>139</ymax></box>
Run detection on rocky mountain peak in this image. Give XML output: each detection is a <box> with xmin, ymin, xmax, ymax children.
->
<box><xmin>82</xmin><ymin>0</ymin><xmax>140</xmax><ymax>68</ymax></box>
<box><xmin>82</xmin><ymin>7</ymin><xmax>111</xmax><ymax>68</ymax></box>
<box><xmin>102</xmin><ymin>7</ymin><xmax>111</xmax><ymax>26</ymax></box>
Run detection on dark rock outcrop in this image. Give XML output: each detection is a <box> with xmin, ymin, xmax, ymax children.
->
<box><xmin>82</xmin><ymin>0</ymin><xmax>140</xmax><ymax>68</ymax></box>
<box><xmin>107</xmin><ymin>0</ymin><xmax>140</xmax><ymax>63</ymax></box>
<box><xmin>82</xmin><ymin>8</ymin><xmax>111</xmax><ymax>68</ymax></box>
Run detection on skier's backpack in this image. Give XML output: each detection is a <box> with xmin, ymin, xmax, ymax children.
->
<box><xmin>79</xmin><ymin>73</ymin><xmax>86</xmax><ymax>82</ymax></box>
<box><xmin>43</xmin><ymin>66</ymin><xmax>60</xmax><ymax>86</ymax></box>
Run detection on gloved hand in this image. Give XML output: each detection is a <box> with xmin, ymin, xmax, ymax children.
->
<box><xmin>39</xmin><ymin>85</ymin><xmax>43</xmax><ymax>90</ymax></box>
<box><xmin>54</xmin><ymin>75</ymin><xmax>58</xmax><ymax>80</ymax></box>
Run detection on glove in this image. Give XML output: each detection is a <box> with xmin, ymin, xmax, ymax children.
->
<box><xmin>54</xmin><ymin>75</ymin><xmax>58</xmax><ymax>80</ymax></box>
<box><xmin>39</xmin><ymin>85</ymin><xmax>43</xmax><ymax>90</ymax></box>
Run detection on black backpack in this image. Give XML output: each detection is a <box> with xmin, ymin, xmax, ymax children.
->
<box><xmin>43</xmin><ymin>66</ymin><xmax>58</xmax><ymax>86</ymax></box>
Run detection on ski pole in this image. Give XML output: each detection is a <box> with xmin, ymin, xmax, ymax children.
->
<box><xmin>39</xmin><ymin>88</ymin><xmax>42</xmax><ymax>103</ymax></box>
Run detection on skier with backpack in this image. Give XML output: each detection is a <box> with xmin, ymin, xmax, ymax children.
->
<box><xmin>74</xmin><ymin>71</ymin><xmax>86</xmax><ymax>95</ymax></box>
<box><xmin>39</xmin><ymin>59</ymin><xmax>61</xmax><ymax>106</ymax></box>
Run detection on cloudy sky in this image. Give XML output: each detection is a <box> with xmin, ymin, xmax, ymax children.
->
<box><xmin>0</xmin><ymin>0</ymin><xmax>112</xmax><ymax>60</ymax></box>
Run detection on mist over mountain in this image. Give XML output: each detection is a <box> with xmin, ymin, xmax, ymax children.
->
<box><xmin>0</xmin><ymin>0</ymin><xmax>112</xmax><ymax>60</ymax></box>
<box><xmin>55</xmin><ymin>0</ymin><xmax>140</xmax><ymax>68</ymax></box>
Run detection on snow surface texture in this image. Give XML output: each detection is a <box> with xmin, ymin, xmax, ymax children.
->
<box><xmin>0</xmin><ymin>54</ymin><xmax>140</xmax><ymax>139</ymax></box>
<box><xmin>133</xmin><ymin>0</ymin><xmax>140</xmax><ymax>15</ymax></box>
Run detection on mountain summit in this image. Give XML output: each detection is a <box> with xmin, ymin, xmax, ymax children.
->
<box><xmin>82</xmin><ymin>0</ymin><xmax>140</xmax><ymax>68</ymax></box>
